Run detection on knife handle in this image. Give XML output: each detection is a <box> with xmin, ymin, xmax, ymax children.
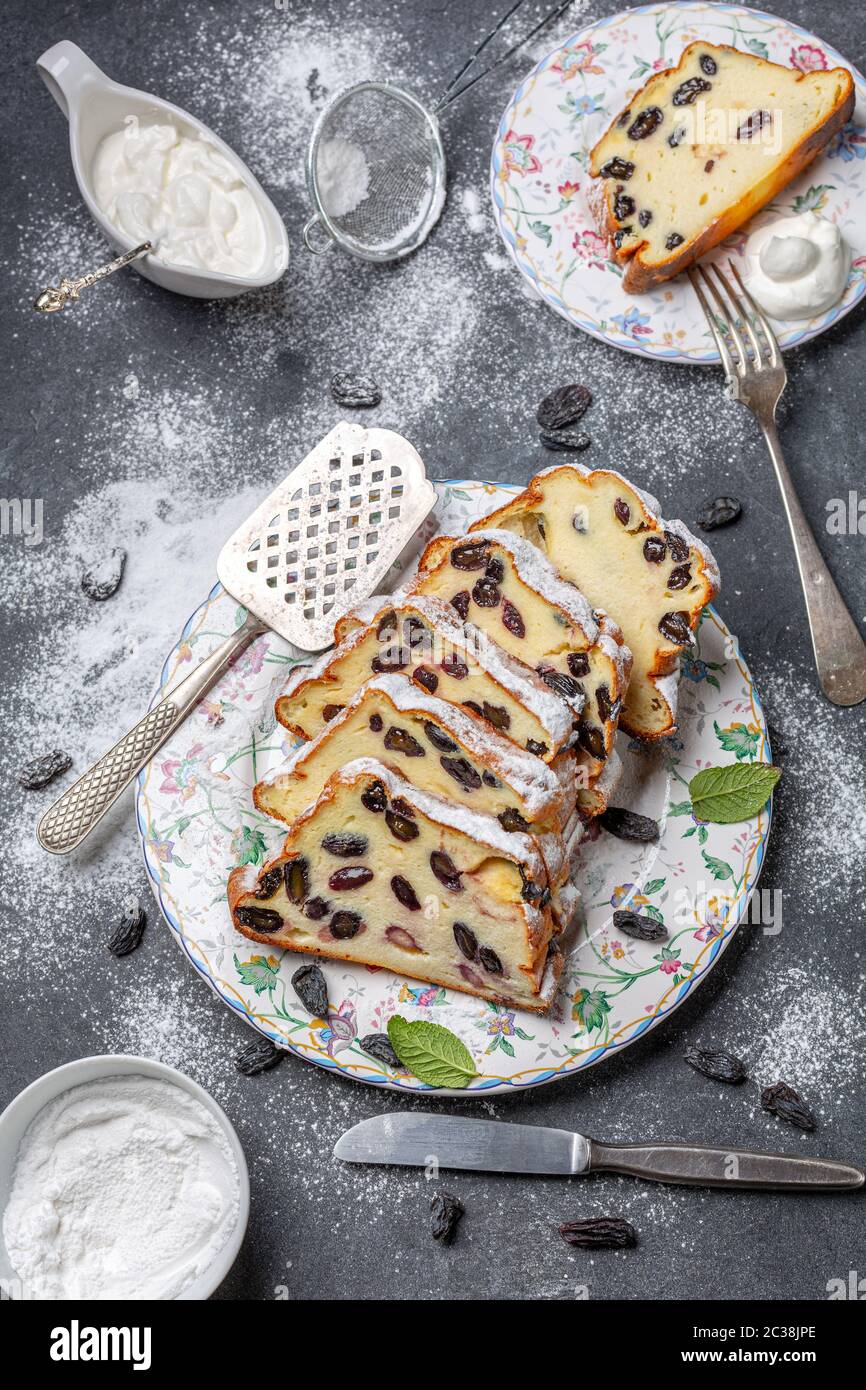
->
<box><xmin>589</xmin><ymin>1140</ymin><xmax>864</xmax><ymax>1192</ymax></box>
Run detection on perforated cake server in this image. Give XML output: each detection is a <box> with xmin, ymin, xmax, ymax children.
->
<box><xmin>37</xmin><ymin>422</ymin><xmax>437</xmax><ymax>854</ymax></box>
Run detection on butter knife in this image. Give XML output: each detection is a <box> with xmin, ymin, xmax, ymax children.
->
<box><xmin>334</xmin><ymin>1114</ymin><xmax>864</xmax><ymax>1191</ymax></box>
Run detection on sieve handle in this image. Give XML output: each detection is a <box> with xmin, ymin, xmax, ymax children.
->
<box><xmin>36</xmin><ymin>611</ymin><xmax>266</xmax><ymax>854</ymax></box>
<box><xmin>303</xmin><ymin>214</ymin><xmax>334</xmax><ymax>255</ymax></box>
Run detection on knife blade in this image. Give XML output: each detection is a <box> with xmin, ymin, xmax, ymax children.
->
<box><xmin>334</xmin><ymin>1113</ymin><xmax>865</xmax><ymax>1191</ymax></box>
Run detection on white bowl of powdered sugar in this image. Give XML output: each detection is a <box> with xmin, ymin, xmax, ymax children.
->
<box><xmin>0</xmin><ymin>1056</ymin><xmax>249</xmax><ymax>1300</ymax></box>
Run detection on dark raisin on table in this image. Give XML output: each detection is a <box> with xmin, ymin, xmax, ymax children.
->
<box><xmin>697</xmin><ymin>496</ymin><xmax>742</xmax><ymax>531</ymax></box>
<box><xmin>18</xmin><ymin>749</ymin><xmax>72</xmax><ymax>789</ymax></box>
<box><xmin>599</xmin><ymin>807</ymin><xmax>660</xmax><ymax>842</ymax></box>
<box><xmin>235</xmin><ymin>1036</ymin><xmax>284</xmax><ymax>1076</ymax></box>
<box><xmin>536</xmin><ymin>382</ymin><xmax>592</xmax><ymax>431</ymax></box>
<box><xmin>359</xmin><ymin>1033</ymin><xmax>401</xmax><ymax>1068</ymax></box>
<box><xmin>684</xmin><ymin>1046</ymin><xmax>747</xmax><ymax>1084</ymax></box>
<box><xmin>330</xmin><ymin>371</ymin><xmax>381</xmax><ymax>408</ymax></box>
<box><xmin>559</xmin><ymin>1217</ymin><xmax>637</xmax><ymax>1249</ymax></box>
<box><xmin>539</xmin><ymin>427</ymin><xmax>591</xmax><ymax>453</ymax></box>
<box><xmin>761</xmin><ymin>1081</ymin><xmax>816</xmax><ymax>1131</ymax></box>
<box><xmin>612</xmin><ymin>909</ymin><xmax>667</xmax><ymax>942</ymax></box>
<box><xmin>291</xmin><ymin>962</ymin><xmax>328</xmax><ymax>1019</ymax></box>
<box><xmin>430</xmin><ymin>1191</ymin><xmax>464</xmax><ymax>1244</ymax></box>
<box><xmin>107</xmin><ymin>895</ymin><xmax>147</xmax><ymax>956</ymax></box>
<box><xmin>81</xmin><ymin>546</ymin><xmax>126</xmax><ymax>601</ymax></box>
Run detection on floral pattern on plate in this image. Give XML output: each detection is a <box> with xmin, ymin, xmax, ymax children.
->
<box><xmin>490</xmin><ymin>1</ymin><xmax>866</xmax><ymax>364</ymax></box>
<box><xmin>136</xmin><ymin>480</ymin><xmax>771</xmax><ymax>1094</ymax></box>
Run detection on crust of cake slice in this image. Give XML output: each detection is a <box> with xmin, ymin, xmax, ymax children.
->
<box><xmin>589</xmin><ymin>41</ymin><xmax>854</xmax><ymax>293</ymax></box>
<box><xmin>229</xmin><ymin>758</ymin><xmax>565</xmax><ymax>1013</ymax></box>
<box><xmin>469</xmin><ymin>464</ymin><xmax>720</xmax><ymax>740</ymax></box>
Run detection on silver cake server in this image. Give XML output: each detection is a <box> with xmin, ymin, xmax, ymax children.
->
<box><xmin>335</xmin><ymin>1113</ymin><xmax>864</xmax><ymax>1191</ymax></box>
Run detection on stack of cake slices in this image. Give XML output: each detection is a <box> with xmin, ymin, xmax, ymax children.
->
<box><xmin>228</xmin><ymin>462</ymin><xmax>719</xmax><ymax>1014</ymax></box>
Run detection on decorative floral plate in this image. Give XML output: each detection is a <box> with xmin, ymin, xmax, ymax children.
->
<box><xmin>491</xmin><ymin>1</ymin><xmax>866</xmax><ymax>364</ymax></box>
<box><xmin>137</xmin><ymin>480</ymin><xmax>771</xmax><ymax>1094</ymax></box>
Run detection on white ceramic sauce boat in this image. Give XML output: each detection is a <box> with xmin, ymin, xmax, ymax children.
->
<box><xmin>36</xmin><ymin>40</ymin><xmax>289</xmax><ymax>299</ymax></box>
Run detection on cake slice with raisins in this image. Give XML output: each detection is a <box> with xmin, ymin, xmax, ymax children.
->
<box><xmin>229</xmin><ymin>758</ymin><xmax>564</xmax><ymax>1012</ymax></box>
<box><xmin>469</xmin><ymin>464</ymin><xmax>719</xmax><ymax>740</ymax></box>
<box><xmin>401</xmin><ymin>530</ymin><xmax>631</xmax><ymax>779</ymax></box>
<box><xmin>258</xmin><ymin>673</ymin><xmax>570</xmax><ymax>838</ymax></box>
<box><xmin>276</xmin><ymin>595</ymin><xmax>575</xmax><ymax>762</ymax></box>
<box><xmin>589</xmin><ymin>41</ymin><xmax>853</xmax><ymax>292</ymax></box>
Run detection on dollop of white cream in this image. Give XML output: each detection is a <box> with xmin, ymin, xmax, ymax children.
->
<box><xmin>742</xmin><ymin>211</ymin><xmax>850</xmax><ymax>320</ymax></box>
<box><xmin>92</xmin><ymin>122</ymin><xmax>268</xmax><ymax>277</ymax></box>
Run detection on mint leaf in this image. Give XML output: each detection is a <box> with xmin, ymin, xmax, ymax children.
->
<box><xmin>386</xmin><ymin>1016</ymin><xmax>478</xmax><ymax>1088</ymax></box>
<box><xmin>689</xmin><ymin>763</ymin><xmax>781</xmax><ymax>824</ymax></box>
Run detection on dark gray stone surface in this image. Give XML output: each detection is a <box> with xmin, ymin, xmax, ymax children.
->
<box><xmin>0</xmin><ymin>0</ymin><xmax>864</xmax><ymax>1301</ymax></box>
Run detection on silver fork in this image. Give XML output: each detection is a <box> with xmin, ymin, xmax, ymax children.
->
<box><xmin>690</xmin><ymin>260</ymin><xmax>866</xmax><ymax>707</ymax></box>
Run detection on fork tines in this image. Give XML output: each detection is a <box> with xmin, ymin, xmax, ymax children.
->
<box><xmin>688</xmin><ymin>260</ymin><xmax>781</xmax><ymax>379</ymax></box>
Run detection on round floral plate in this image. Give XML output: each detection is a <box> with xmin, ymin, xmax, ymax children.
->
<box><xmin>491</xmin><ymin>1</ymin><xmax>866</xmax><ymax>364</ymax></box>
<box><xmin>137</xmin><ymin>480</ymin><xmax>771</xmax><ymax>1094</ymax></box>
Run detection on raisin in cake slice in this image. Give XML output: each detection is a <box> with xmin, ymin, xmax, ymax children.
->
<box><xmin>229</xmin><ymin>758</ymin><xmax>563</xmax><ymax>1013</ymax></box>
<box><xmin>470</xmin><ymin>464</ymin><xmax>719</xmax><ymax>740</ymax></box>
<box><xmin>258</xmin><ymin>672</ymin><xmax>570</xmax><ymax>838</ymax></box>
<box><xmin>402</xmin><ymin>529</ymin><xmax>631</xmax><ymax>776</ymax></box>
<box><xmin>276</xmin><ymin>594</ymin><xmax>574</xmax><ymax>762</ymax></box>
<box><xmin>589</xmin><ymin>41</ymin><xmax>854</xmax><ymax>292</ymax></box>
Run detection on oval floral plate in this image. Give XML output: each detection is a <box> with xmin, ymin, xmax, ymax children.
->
<box><xmin>137</xmin><ymin>480</ymin><xmax>771</xmax><ymax>1094</ymax></box>
<box><xmin>491</xmin><ymin>0</ymin><xmax>866</xmax><ymax>364</ymax></box>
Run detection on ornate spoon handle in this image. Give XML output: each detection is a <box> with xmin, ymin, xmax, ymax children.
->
<box><xmin>33</xmin><ymin>240</ymin><xmax>152</xmax><ymax>312</ymax></box>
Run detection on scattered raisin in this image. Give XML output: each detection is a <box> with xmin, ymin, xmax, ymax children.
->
<box><xmin>485</xmin><ymin>556</ymin><xmax>505</xmax><ymax>583</ymax></box>
<box><xmin>424</xmin><ymin>721</ymin><xmax>457</xmax><ymax>753</ymax></box>
<box><xmin>392</xmin><ymin>798</ymin><xmax>416</xmax><ymax>817</ymax></box>
<box><xmin>329</xmin><ymin>910</ymin><xmax>363</xmax><ymax>940</ymax></box>
<box><xmin>596</xmin><ymin>683</ymin><xmax>613</xmax><ymax>723</ymax></box>
<box><xmin>472</xmin><ymin>575</ymin><xmax>501</xmax><ymax>607</ymax></box>
<box><xmin>539</xmin><ymin>427</ymin><xmax>591</xmax><ymax>452</ymax></box>
<box><xmin>463</xmin><ymin>700</ymin><xmax>484</xmax><ymax>717</ymax></box>
<box><xmin>643</xmin><ymin>535</ymin><xmax>667</xmax><ymax>564</ymax></box>
<box><xmin>672</xmin><ymin>76</ymin><xmax>712</xmax><ymax>105</ymax></box>
<box><xmin>664</xmin><ymin>529</ymin><xmax>690</xmax><ymax>562</ymax></box>
<box><xmin>450</xmin><ymin>541</ymin><xmax>490</xmax><ymax>571</ymax></box>
<box><xmin>482</xmin><ymin>770</ymin><xmax>500</xmax><ymax>788</ymax></box>
<box><xmin>699</xmin><ymin>54</ymin><xmax>717</xmax><ymax>75</ymax></box>
<box><xmin>386</xmin><ymin>808</ymin><xmax>419</xmax><ymax>841</ymax></box>
<box><xmin>482</xmin><ymin>701</ymin><xmax>510</xmax><ymax>731</ymax></box>
<box><xmin>559</xmin><ymin>1218</ymin><xmax>637</xmax><ymax>1249</ymax></box>
<box><xmin>442</xmin><ymin>653</ymin><xmax>468</xmax><ymax>679</ymax></box>
<box><xmin>441</xmin><ymin>755</ymin><xmax>482</xmax><ymax>790</ymax></box>
<box><xmin>612</xmin><ymin>909</ymin><xmax>667</xmax><ymax>942</ymax></box>
<box><xmin>501</xmin><ymin>598</ymin><xmax>525</xmax><ymax>637</ymax></box>
<box><xmin>107</xmin><ymin>896</ymin><xmax>146</xmax><ymax>956</ymax></box>
<box><xmin>330</xmin><ymin>371</ymin><xmax>381</xmax><ymax>407</ymax></box>
<box><xmin>659</xmin><ymin>610</ymin><xmax>691</xmax><ymax>646</ymax></box>
<box><xmin>371</xmin><ymin>650</ymin><xmax>407</xmax><ymax>674</ymax></box>
<box><xmin>81</xmin><ymin>547</ymin><xmax>126</xmax><ymax>601</ymax></box>
<box><xmin>431</xmin><ymin>1192</ymin><xmax>464</xmax><ymax>1244</ymax></box>
<box><xmin>254</xmin><ymin>866</ymin><xmax>283</xmax><ymax>900</ymax></box>
<box><xmin>376</xmin><ymin>610</ymin><xmax>397</xmax><ymax>639</ymax></box>
<box><xmin>668</xmin><ymin>126</ymin><xmax>687</xmax><ymax>148</ymax></box>
<box><xmin>384</xmin><ymin>725</ymin><xmax>425</xmax><ymax>757</ymax></box>
<box><xmin>761</xmin><ymin>1081</ymin><xmax>816</xmax><ymax>1131</ymax></box>
<box><xmin>329</xmin><ymin>865</ymin><xmax>374</xmax><ymax>891</ymax></box>
<box><xmin>304</xmin><ymin>896</ymin><xmax>330</xmax><ymax>920</ymax></box>
<box><xmin>392</xmin><ymin>875</ymin><xmax>421</xmax><ymax>910</ymax></box>
<box><xmin>18</xmin><ymin>749</ymin><xmax>72</xmax><ymax>789</ymax></box>
<box><xmin>576</xmin><ymin>722</ymin><xmax>605</xmax><ymax>761</ymax></box>
<box><xmin>613</xmin><ymin>190</ymin><xmax>636</xmax><ymax>221</ymax></box>
<box><xmin>236</xmin><ymin>905</ymin><xmax>283</xmax><ymax>933</ymax></box>
<box><xmin>430</xmin><ymin>850</ymin><xmax>463</xmax><ymax>891</ymax></box>
<box><xmin>322</xmin><ymin>832</ymin><xmax>368</xmax><ymax>857</ymax></box>
<box><xmin>599</xmin><ymin>156</ymin><xmax>634</xmax><ymax>179</ymax></box>
<box><xmin>368</xmin><ymin>712</ymin><xmax>383</xmax><ymax>732</ymax></box>
<box><xmin>479</xmin><ymin>946</ymin><xmax>503</xmax><ymax>974</ymax></box>
<box><xmin>235</xmin><ymin>1036</ymin><xmax>283</xmax><ymax>1076</ymax></box>
<box><xmin>704</xmin><ymin>159</ymin><xmax>715</xmax><ymax>173</ymax></box>
<box><xmin>361</xmin><ymin>780</ymin><xmax>388</xmax><ymax>813</ymax></box>
<box><xmin>613</xmin><ymin>226</ymin><xmax>633</xmax><ymax>249</ymax></box>
<box><xmin>537</xmin><ymin>383</ymin><xmax>592</xmax><ymax>430</ymax></box>
<box><xmin>450</xmin><ymin>591</ymin><xmax>471</xmax><ymax>620</ymax></box>
<box><xmin>667</xmin><ymin>564</ymin><xmax>692</xmax><ymax>590</ymax></box>
<box><xmin>453</xmin><ymin>921</ymin><xmax>478</xmax><ymax>960</ymax></box>
<box><xmin>684</xmin><ymin>1047</ymin><xmax>747</xmax><ymax>1084</ymax></box>
<box><xmin>359</xmin><ymin>1033</ymin><xmax>401</xmax><ymax>1068</ymax></box>
<box><xmin>697</xmin><ymin>496</ymin><xmax>741</xmax><ymax>531</ymax></box>
<box><xmin>285</xmin><ymin>857</ymin><xmax>310</xmax><ymax>904</ymax></box>
<box><xmin>322</xmin><ymin>703</ymin><xmax>344</xmax><ymax>721</ymax></box>
<box><xmin>627</xmin><ymin>106</ymin><xmax>663</xmax><ymax>140</ymax></box>
<box><xmin>526</xmin><ymin>739</ymin><xmax>548</xmax><ymax>757</ymax></box>
<box><xmin>413</xmin><ymin>665</ymin><xmax>439</xmax><ymax>693</ymax></box>
<box><xmin>613</xmin><ymin>498</ymin><xmax>630</xmax><ymax>527</ymax></box>
<box><xmin>638</xmin><ymin>208</ymin><xmax>652</xmax><ymax>228</ymax></box>
<box><xmin>567</xmin><ymin>651</ymin><xmax>590</xmax><ymax>678</ymax></box>
<box><xmin>599</xmin><ymin>807</ymin><xmax>659</xmax><ymax>842</ymax></box>
<box><xmin>498</xmin><ymin>807</ymin><xmax>530</xmax><ymax>832</ymax></box>
<box><xmin>292</xmin><ymin>961</ymin><xmax>329</xmax><ymax>1017</ymax></box>
<box><xmin>386</xmin><ymin>924</ymin><xmax>422</xmax><ymax>951</ymax></box>
<box><xmin>540</xmin><ymin>668</ymin><xmax>582</xmax><ymax>701</ymax></box>
<box><xmin>737</xmin><ymin>110</ymin><xmax>772</xmax><ymax>140</ymax></box>
<box><xmin>665</xmin><ymin>232</ymin><xmax>685</xmax><ymax>251</ymax></box>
